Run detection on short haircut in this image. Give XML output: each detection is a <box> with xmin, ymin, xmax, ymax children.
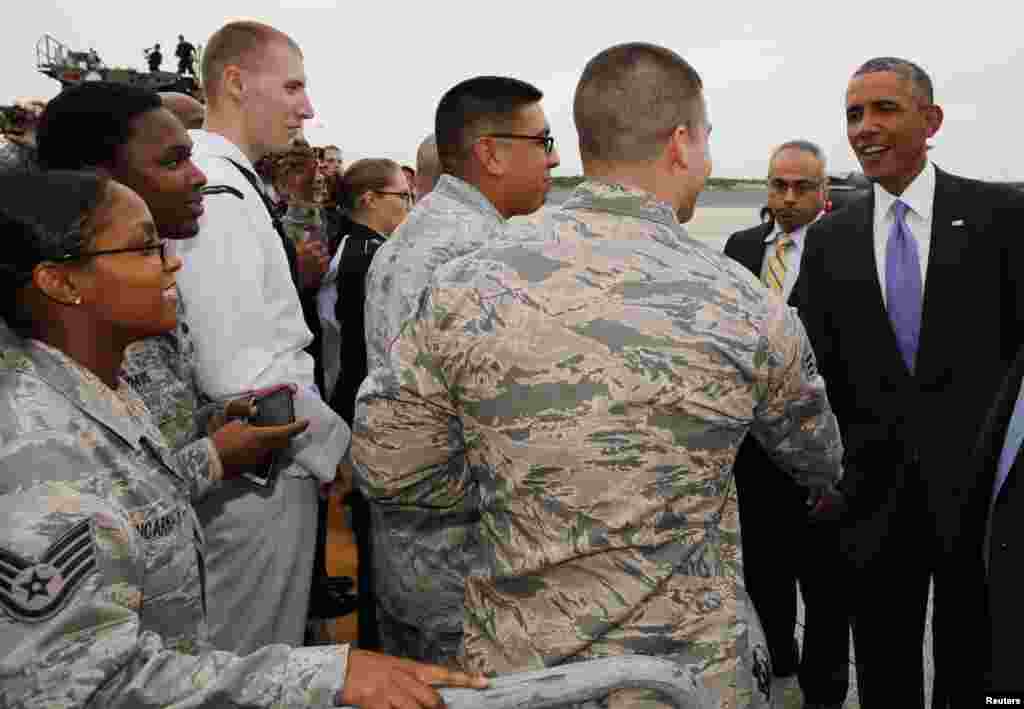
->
<box><xmin>201</xmin><ymin>21</ymin><xmax>301</xmax><ymax>104</ymax></box>
<box><xmin>322</xmin><ymin>144</ymin><xmax>341</xmax><ymax>155</ymax></box>
<box><xmin>770</xmin><ymin>139</ymin><xmax>827</xmax><ymax>173</ymax></box>
<box><xmin>37</xmin><ymin>82</ymin><xmax>163</xmax><ymax>170</ymax></box>
<box><xmin>434</xmin><ymin>76</ymin><xmax>543</xmax><ymax>175</ymax></box>
<box><xmin>333</xmin><ymin>158</ymin><xmax>401</xmax><ymax>213</ymax></box>
<box><xmin>574</xmin><ymin>42</ymin><xmax>704</xmax><ymax>163</ymax></box>
<box><xmin>852</xmin><ymin>57</ymin><xmax>934</xmax><ymax>104</ymax></box>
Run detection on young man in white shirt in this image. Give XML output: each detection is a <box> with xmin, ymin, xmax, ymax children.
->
<box><xmin>174</xmin><ymin>26</ymin><xmax>489</xmax><ymax>704</ymax></box>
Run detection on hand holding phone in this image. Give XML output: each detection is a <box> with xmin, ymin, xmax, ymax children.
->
<box><xmin>209</xmin><ymin>385</ymin><xmax>309</xmax><ymax>485</ymax></box>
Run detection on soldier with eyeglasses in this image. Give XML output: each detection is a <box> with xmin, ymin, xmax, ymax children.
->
<box><xmin>356</xmin><ymin>74</ymin><xmax>559</xmax><ymax>664</ymax></box>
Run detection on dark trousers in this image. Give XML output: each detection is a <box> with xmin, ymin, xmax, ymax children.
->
<box><xmin>735</xmin><ymin>447</ymin><xmax>850</xmax><ymax>706</ymax></box>
<box><xmin>839</xmin><ymin>464</ymin><xmax>943</xmax><ymax>709</ymax></box>
<box><xmin>847</xmin><ymin>545</ymin><xmax>929</xmax><ymax>708</ymax></box>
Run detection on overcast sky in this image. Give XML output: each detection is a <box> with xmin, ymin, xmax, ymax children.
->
<box><xmin>4</xmin><ymin>1</ymin><xmax>1023</xmax><ymax>180</ymax></box>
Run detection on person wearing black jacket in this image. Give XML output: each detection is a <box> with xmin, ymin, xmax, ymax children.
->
<box><xmin>793</xmin><ymin>58</ymin><xmax>1024</xmax><ymax>707</ymax></box>
<box><xmin>322</xmin><ymin>159</ymin><xmax>411</xmax><ymax>422</ymax></box>
<box><xmin>971</xmin><ymin>344</ymin><xmax>1024</xmax><ymax>695</ymax></box>
<box><xmin>320</xmin><ymin>158</ymin><xmax>411</xmax><ymax>649</ymax></box>
<box><xmin>724</xmin><ymin>140</ymin><xmax>849</xmax><ymax>709</ymax></box>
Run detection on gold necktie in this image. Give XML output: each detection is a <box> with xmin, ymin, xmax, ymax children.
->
<box><xmin>764</xmin><ymin>234</ymin><xmax>792</xmax><ymax>294</ymax></box>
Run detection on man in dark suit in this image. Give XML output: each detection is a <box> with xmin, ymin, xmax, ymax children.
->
<box><xmin>973</xmin><ymin>345</ymin><xmax>1024</xmax><ymax>696</ymax></box>
<box><xmin>726</xmin><ymin>140</ymin><xmax>850</xmax><ymax>709</ymax></box>
<box><xmin>793</xmin><ymin>57</ymin><xmax>1024</xmax><ymax>707</ymax></box>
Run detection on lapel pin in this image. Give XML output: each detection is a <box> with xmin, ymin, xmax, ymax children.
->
<box><xmin>952</xmin><ymin>219</ymin><xmax>965</xmax><ymax>227</ymax></box>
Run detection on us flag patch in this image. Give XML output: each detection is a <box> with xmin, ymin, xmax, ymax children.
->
<box><xmin>0</xmin><ymin>519</ymin><xmax>96</xmax><ymax>623</ymax></box>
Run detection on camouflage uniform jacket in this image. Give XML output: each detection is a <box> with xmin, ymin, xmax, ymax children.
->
<box><xmin>0</xmin><ymin>329</ymin><xmax>348</xmax><ymax>708</ymax></box>
<box><xmin>363</xmin><ymin>174</ymin><xmax>508</xmax><ymax>373</ymax></box>
<box><xmin>122</xmin><ymin>296</ymin><xmax>224</xmax><ymax>502</ymax></box>
<box><xmin>352</xmin><ymin>181</ymin><xmax>843</xmax><ymax>705</ymax></box>
<box><xmin>356</xmin><ymin>174</ymin><xmax>507</xmax><ymax>661</ymax></box>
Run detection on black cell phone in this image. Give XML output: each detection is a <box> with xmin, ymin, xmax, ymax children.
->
<box><xmin>241</xmin><ymin>385</ymin><xmax>296</xmax><ymax>487</ymax></box>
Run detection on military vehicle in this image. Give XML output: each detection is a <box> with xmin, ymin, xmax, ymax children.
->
<box><xmin>34</xmin><ymin>34</ymin><xmax>203</xmax><ymax>100</ymax></box>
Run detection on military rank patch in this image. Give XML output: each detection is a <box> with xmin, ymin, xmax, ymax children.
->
<box><xmin>751</xmin><ymin>644</ymin><xmax>772</xmax><ymax>700</ymax></box>
<box><xmin>0</xmin><ymin>519</ymin><xmax>95</xmax><ymax>623</ymax></box>
<box><xmin>802</xmin><ymin>347</ymin><xmax>818</xmax><ymax>379</ymax></box>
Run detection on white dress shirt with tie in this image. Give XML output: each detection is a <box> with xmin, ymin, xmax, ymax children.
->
<box><xmin>759</xmin><ymin>221</ymin><xmax>809</xmax><ymax>302</ymax></box>
<box><xmin>873</xmin><ymin>161</ymin><xmax>935</xmax><ymax>306</ymax></box>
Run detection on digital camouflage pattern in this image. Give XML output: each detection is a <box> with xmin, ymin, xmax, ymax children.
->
<box><xmin>352</xmin><ymin>180</ymin><xmax>843</xmax><ymax>708</ymax></box>
<box><xmin>364</xmin><ymin>174</ymin><xmax>509</xmax><ymax>373</ymax></box>
<box><xmin>0</xmin><ymin>326</ymin><xmax>348</xmax><ymax>707</ymax></box>
<box><xmin>122</xmin><ymin>295</ymin><xmax>225</xmax><ymax>502</ymax></box>
<box><xmin>359</xmin><ymin>174</ymin><xmax>510</xmax><ymax>662</ymax></box>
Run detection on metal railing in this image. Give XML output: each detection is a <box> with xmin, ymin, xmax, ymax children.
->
<box><xmin>343</xmin><ymin>656</ymin><xmax>714</xmax><ymax>709</ymax></box>
<box><xmin>36</xmin><ymin>34</ymin><xmax>68</xmax><ymax>70</ymax></box>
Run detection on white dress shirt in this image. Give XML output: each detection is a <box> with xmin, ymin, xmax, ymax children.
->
<box><xmin>175</xmin><ymin>130</ymin><xmax>348</xmax><ymax>482</ymax></box>
<box><xmin>873</xmin><ymin>161</ymin><xmax>935</xmax><ymax>307</ymax></box>
<box><xmin>759</xmin><ymin>221</ymin><xmax>810</xmax><ymax>302</ymax></box>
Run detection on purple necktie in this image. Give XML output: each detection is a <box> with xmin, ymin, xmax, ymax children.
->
<box><xmin>886</xmin><ymin>200</ymin><xmax>922</xmax><ymax>373</ymax></box>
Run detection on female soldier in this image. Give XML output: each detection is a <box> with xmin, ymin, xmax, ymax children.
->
<box><xmin>0</xmin><ymin>170</ymin><xmax>487</xmax><ymax>707</ymax></box>
<box><xmin>35</xmin><ymin>82</ymin><xmax>303</xmax><ymax>489</ymax></box>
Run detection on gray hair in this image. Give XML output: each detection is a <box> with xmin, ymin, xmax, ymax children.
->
<box><xmin>853</xmin><ymin>57</ymin><xmax>934</xmax><ymax>104</ymax></box>
<box><xmin>770</xmin><ymin>139</ymin><xmax>827</xmax><ymax>173</ymax></box>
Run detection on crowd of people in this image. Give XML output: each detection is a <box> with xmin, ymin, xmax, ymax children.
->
<box><xmin>0</xmin><ymin>18</ymin><xmax>1022</xmax><ymax>709</ymax></box>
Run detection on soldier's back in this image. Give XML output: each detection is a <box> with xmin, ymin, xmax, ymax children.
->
<box><xmin>422</xmin><ymin>181</ymin><xmax>816</xmax><ymax>707</ymax></box>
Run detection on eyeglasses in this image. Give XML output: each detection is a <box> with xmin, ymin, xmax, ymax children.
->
<box><xmin>60</xmin><ymin>241</ymin><xmax>169</xmax><ymax>266</ymax></box>
<box><xmin>768</xmin><ymin>178</ymin><xmax>823</xmax><ymax>196</ymax></box>
<box><xmin>485</xmin><ymin>133</ymin><xmax>556</xmax><ymax>155</ymax></box>
<box><xmin>373</xmin><ymin>190</ymin><xmax>414</xmax><ymax>207</ymax></box>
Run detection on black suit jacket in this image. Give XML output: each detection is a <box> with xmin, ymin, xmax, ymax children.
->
<box><xmin>969</xmin><ymin>345</ymin><xmax>1024</xmax><ymax>690</ymax></box>
<box><xmin>792</xmin><ymin>166</ymin><xmax>1024</xmax><ymax>565</ymax></box>
<box><xmin>328</xmin><ymin>220</ymin><xmax>385</xmax><ymax>426</ymax></box>
<box><xmin>723</xmin><ymin>220</ymin><xmax>774</xmax><ymax>282</ymax></box>
<box><xmin>724</xmin><ymin>221</ymin><xmax>810</xmax><ymax>508</ymax></box>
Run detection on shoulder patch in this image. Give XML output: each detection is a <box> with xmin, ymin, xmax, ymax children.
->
<box><xmin>802</xmin><ymin>346</ymin><xmax>818</xmax><ymax>380</ymax></box>
<box><xmin>0</xmin><ymin>519</ymin><xmax>96</xmax><ymax>623</ymax></box>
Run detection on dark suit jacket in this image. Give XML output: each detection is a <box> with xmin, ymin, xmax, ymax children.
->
<box><xmin>723</xmin><ymin>220</ymin><xmax>774</xmax><ymax>282</ymax></box>
<box><xmin>971</xmin><ymin>345</ymin><xmax>1024</xmax><ymax>691</ymax></box>
<box><xmin>792</xmin><ymin>166</ymin><xmax>1024</xmax><ymax>565</ymax></box>
<box><xmin>328</xmin><ymin>220</ymin><xmax>385</xmax><ymax>426</ymax></box>
<box><xmin>724</xmin><ymin>221</ymin><xmax>810</xmax><ymax>512</ymax></box>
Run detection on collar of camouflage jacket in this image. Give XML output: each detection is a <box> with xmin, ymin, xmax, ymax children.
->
<box><xmin>563</xmin><ymin>180</ymin><xmax>684</xmax><ymax>232</ymax></box>
<box><xmin>432</xmin><ymin>174</ymin><xmax>506</xmax><ymax>224</ymax></box>
<box><xmin>0</xmin><ymin>326</ymin><xmax>152</xmax><ymax>451</ymax></box>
